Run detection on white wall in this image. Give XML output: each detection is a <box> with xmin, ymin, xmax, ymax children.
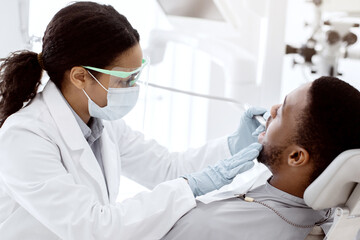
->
<box><xmin>0</xmin><ymin>0</ymin><xmax>29</xmax><ymax>58</ymax></box>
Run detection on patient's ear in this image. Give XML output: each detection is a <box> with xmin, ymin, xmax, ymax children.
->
<box><xmin>287</xmin><ymin>145</ymin><xmax>310</xmax><ymax>167</ymax></box>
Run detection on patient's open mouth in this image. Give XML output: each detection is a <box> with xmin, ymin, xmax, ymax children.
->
<box><xmin>258</xmin><ymin>131</ymin><xmax>266</xmax><ymax>143</ymax></box>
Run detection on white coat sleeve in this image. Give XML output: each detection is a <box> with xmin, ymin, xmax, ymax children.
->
<box><xmin>114</xmin><ymin>120</ymin><xmax>232</xmax><ymax>189</ymax></box>
<box><xmin>0</xmin><ymin>125</ymin><xmax>196</xmax><ymax>240</ymax></box>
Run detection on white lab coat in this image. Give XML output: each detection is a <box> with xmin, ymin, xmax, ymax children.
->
<box><xmin>0</xmin><ymin>81</ymin><xmax>231</xmax><ymax>240</ymax></box>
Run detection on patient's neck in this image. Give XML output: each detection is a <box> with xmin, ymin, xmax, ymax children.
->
<box><xmin>269</xmin><ymin>175</ymin><xmax>307</xmax><ymax>198</ymax></box>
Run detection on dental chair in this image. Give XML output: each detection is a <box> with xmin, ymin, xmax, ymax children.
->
<box><xmin>304</xmin><ymin>149</ymin><xmax>360</xmax><ymax>240</ymax></box>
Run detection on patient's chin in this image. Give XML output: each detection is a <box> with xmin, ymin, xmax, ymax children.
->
<box><xmin>258</xmin><ymin>144</ymin><xmax>284</xmax><ymax>168</ymax></box>
<box><xmin>257</xmin><ymin>149</ymin><xmax>267</xmax><ymax>165</ymax></box>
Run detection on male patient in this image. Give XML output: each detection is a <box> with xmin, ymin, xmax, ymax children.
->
<box><xmin>162</xmin><ymin>76</ymin><xmax>360</xmax><ymax>240</ymax></box>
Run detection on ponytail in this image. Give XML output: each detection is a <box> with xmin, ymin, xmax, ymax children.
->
<box><xmin>0</xmin><ymin>50</ymin><xmax>43</xmax><ymax>127</ymax></box>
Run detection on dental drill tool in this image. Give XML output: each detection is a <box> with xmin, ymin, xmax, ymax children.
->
<box><xmin>254</xmin><ymin>115</ymin><xmax>266</xmax><ymax>127</ymax></box>
<box><xmin>141</xmin><ymin>81</ymin><xmax>268</xmax><ymax>127</ymax></box>
<box><xmin>243</xmin><ymin>103</ymin><xmax>267</xmax><ymax>127</ymax></box>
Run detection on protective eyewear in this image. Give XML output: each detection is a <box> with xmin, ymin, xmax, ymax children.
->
<box><xmin>83</xmin><ymin>58</ymin><xmax>148</xmax><ymax>88</ymax></box>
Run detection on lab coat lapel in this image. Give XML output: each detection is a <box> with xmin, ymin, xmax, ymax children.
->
<box><xmin>42</xmin><ymin>81</ymin><xmax>85</xmax><ymax>151</ymax></box>
<box><xmin>42</xmin><ymin>81</ymin><xmax>109</xmax><ymax>203</ymax></box>
<box><xmin>78</xmin><ymin>147</ymin><xmax>109</xmax><ymax>203</ymax></box>
<box><xmin>100</xmin><ymin>129</ymin><xmax>120</xmax><ymax>203</ymax></box>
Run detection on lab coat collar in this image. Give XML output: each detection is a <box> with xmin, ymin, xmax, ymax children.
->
<box><xmin>42</xmin><ymin>80</ymin><xmax>113</xmax><ymax>203</ymax></box>
<box><xmin>42</xmin><ymin>80</ymin><xmax>90</xmax><ymax>151</ymax></box>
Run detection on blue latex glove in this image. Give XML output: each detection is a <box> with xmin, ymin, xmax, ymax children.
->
<box><xmin>183</xmin><ymin>143</ymin><xmax>262</xmax><ymax>197</ymax></box>
<box><xmin>228</xmin><ymin>107</ymin><xmax>269</xmax><ymax>155</ymax></box>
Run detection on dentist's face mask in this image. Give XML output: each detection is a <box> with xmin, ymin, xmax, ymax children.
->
<box><xmin>82</xmin><ymin>59</ymin><xmax>148</xmax><ymax>120</ymax></box>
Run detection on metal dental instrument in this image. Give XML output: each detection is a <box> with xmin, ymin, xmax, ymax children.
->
<box><xmin>254</xmin><ymin>115</ymin><xmax>266</xmax><ymax>127</ymax></box>
<box><xmin>243</xmin><ymin>103</ymin><xmax>267</xmax><ymax>127</ymax></box>
<box><xmin>141</xmin><ymin>81</ymin><xmax>268</xmax><ymax>127</ymax></box>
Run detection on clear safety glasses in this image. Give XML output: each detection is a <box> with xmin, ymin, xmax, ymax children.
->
<box><xmin>83</xmin><ymin>57</ymin><xmax>149</xmax><ymax>88</ymax></box>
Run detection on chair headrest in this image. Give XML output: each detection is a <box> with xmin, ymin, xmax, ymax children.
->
<box><xmin>304</xmin><ymin>149</ymin><xmax>360</xmax><ymax>210</ymax></box>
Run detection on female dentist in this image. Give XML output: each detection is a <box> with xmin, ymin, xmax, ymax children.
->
<box><xmin>0</xmin><ymin>2</ymin><xmax>266</xmax><ymax>239</ymax></box>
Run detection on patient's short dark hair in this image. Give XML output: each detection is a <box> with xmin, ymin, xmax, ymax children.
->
<box><xmin>295</xmin><ymin>76</ymin><xmax>360</xmax><ymax>183</ymax></box>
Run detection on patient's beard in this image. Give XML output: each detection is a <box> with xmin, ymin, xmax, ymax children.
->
<box><xmin>257</xmin><ymin>143</ymin><xmax>285</xmax><ymax>170</ymax></box>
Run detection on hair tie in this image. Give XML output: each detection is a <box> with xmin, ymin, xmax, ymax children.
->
<box><xmin>37</xmin><ymin>52</ymin><xmax>45</xmax><ymax>70</ymax></box>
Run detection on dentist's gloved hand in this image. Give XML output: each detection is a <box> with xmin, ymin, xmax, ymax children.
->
<box><xmin>228</xmin><ymin>107</ymin><xmax>269</xmax><ymax>155</ymax></box>
<box><xmin>183</xmin><ymin>143</ymin><xmax>262</xmax><ymax>197</ymax></box>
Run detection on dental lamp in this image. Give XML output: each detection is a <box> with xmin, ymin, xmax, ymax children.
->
<box><xmin>286</xmin><ymin>0</ymin><xmax>360</xmax><ymax>77</ymax></box>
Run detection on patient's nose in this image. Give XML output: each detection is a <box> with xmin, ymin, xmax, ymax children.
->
<box><xmin>270</xmin><ymin>104</ymin><xmax>281</xmax><ymax>119</ymax></box>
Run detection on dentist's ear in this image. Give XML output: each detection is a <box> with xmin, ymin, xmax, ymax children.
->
<box><xmin>287</xmin><ymin>146</ymin><xmax>310</xmax><ymax>167</ymax></box>
<box><xmin>69</xmin><ymin>67</ymin><xmax>88</xmax><ymax>90</ymax></box>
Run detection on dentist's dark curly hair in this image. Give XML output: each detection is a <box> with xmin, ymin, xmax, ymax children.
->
<box><xmin>0</xmin><ymin>1</ymin><xmax>139</xmax><ymax>127</ymax></box>
<box><xmin>295</xmin><ymin>76</ymin><xmax>360</xmax><ymax>184</ymax></box>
